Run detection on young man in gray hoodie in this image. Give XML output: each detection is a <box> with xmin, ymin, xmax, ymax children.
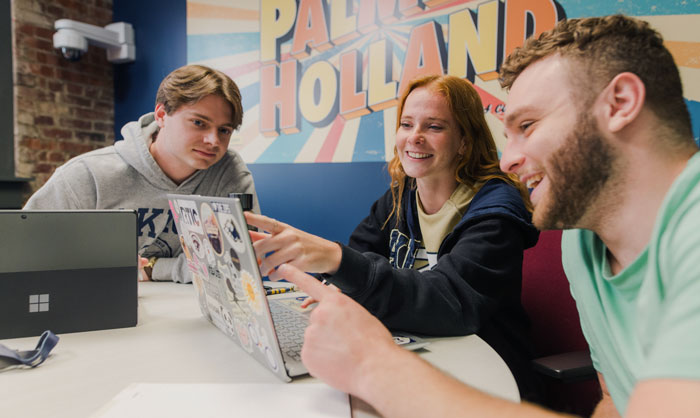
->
<box><xmin>24</xmin><ymin>65</ymin><xmax>259</xmax><ymax>283</ymax></box>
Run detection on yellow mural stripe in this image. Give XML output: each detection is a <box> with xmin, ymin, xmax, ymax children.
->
<box><xmin>486</xmin><ymin>111</ymin><xmax>506</xmax><ymax>153</ymax></box>
<box><xmin>640</xmin><ymin>15</ymin><xmax>700</xmax><ymax>102</ymax></box>
<box><xmin>383</xmin><ymin>106</ymin><xmax>397</xmax><ymax>162</ymax></box>
<box><xmin>640</xmin><ymin>15</ymin><xmax>700</xmax><ymax>44</ymax></box>
<box><xmin>188</xmin><ymin>2</ymin><xmax>258</xmax><ymax>20</ymax></box>
<box><xmin>679</xmin><ymin>66</ymin><xmax>700</xmax><ymax>102</ymax></box>
<box><xmin>665</xmin><ymin>41</ymin><xmax>700</xmax><ymax>69</ymax></box>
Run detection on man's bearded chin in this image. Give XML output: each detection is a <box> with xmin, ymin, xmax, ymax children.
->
<box><xmin>534</xmin><ymin>113</ymin><xmax>615</xmax><ymax>231</ymax></box>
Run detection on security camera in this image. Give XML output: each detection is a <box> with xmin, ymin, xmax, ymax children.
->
<box><xmin>53</xmin><ymin>19</ymin><xmax>135</xmax><ymax>63</ymax></box>
<box><xmin>60</xmin><ymin>47</ymin><xmax>85</xmax><ymax>61</ymax></box>
<box><xmin>53</xmin><ymin>25</ymin><xmax>88</xmax><ymax>61</ymax></box>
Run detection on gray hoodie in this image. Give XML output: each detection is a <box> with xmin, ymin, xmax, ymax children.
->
<box><xmin>24</xmin><ymin>113</ymin><xmax>259</xmax><ymax>283</ymax></box>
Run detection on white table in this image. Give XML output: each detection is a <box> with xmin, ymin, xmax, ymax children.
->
<box><xmin>0</xmin><ymin>282</ymin><xmax>520</xmax><ymax>417</ymax></box>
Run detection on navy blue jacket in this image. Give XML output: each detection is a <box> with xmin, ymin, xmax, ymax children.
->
<box><xmin>328</xmin><ymin>179</ymin><xmax>542</xmax><ymax>401</ymax></box>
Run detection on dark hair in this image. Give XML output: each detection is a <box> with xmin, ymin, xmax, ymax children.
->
<box><xmin>500</xmin><ymin>14</ymin><xmax>692</xmax><ymax>140</ymax></box>
<box><xmin>156</xmin><ymin>64</ymin><xmax>243</xmax><ymax>130</ymax></box>
<box><xmin>385</xmin><ymin>74</ymin><xmax>531</xmax><ymax>227</ymax></box>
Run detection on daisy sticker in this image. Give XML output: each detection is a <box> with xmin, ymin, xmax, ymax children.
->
<box><xmin>241</xmin><ymin>270</ymin><xmax>264</xmax><ymax>314</ymax></box>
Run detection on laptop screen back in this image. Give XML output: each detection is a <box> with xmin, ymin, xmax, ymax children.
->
<box><xmin>0</xmin><ymin>210</ymin><xmax>138</xmax><ymax>339</ymax></box>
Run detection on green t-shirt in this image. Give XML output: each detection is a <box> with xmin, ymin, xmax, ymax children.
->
<box><xmin>562</xmin><ymin>151</ymin><xmax>700</xmax><ymax>414</ymax></box>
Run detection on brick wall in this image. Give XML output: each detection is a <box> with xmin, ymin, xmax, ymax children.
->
<box><xmin>12</xmin><ymin>0</ymin><xmax>114</xmax><ymax>201</ymax></box>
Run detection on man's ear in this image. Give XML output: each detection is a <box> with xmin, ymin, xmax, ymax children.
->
<box><xmin>154</xmin><ymin>103</ymin><xmax>167</xmax><ymax>128</ymax></box>
<box><xmin>599</xmin><ymin>72</ymin><xmax>645</xmax><ymax>133</ymax></box>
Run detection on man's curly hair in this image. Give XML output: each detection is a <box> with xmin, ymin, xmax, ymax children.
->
<box><xmin>499</xmin><ymin>14</ymin><xmax>692</xmax><ymax>139</ymax></box>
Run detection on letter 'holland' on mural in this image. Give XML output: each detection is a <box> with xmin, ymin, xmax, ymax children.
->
<box><xmin>258</xmin><ymin>0</ymin><xmax>565</xmax><ymax>136</ymax></box>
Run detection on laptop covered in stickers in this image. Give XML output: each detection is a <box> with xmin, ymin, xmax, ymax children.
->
<box><xmin>167</xmin><ymin>194</ymin><xmax>310</xmax><ymax>382</ymax></box>
<box><xmin>167</xmin><ymin>194</ymin><xmax>430</xmax><ymax>382</ymax></box>
<box><xmin>0</xmin><ymin>210</ymin><xmax>138</xmax><ymax>339</ymax></box>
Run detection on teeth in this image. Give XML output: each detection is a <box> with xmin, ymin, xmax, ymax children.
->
<box><xmin>408</xmin><ymin>152</ymin><xmax>431</xmax><ymax>159</ymax></box>
<box><xmin>525</xmin><ymin>174</ymin><xmax>543</xmax><ymax>189</ymax></box>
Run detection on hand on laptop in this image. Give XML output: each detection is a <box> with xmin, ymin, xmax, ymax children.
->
<box><xmin>275</xmin><ymin>263</ymin><xmax>401</xmax><ymax>397</ymax></box>
<box><xmin>245</xmin><ymin>212</ymin><xmax>343</xmax><ymax>279</ymax></box>
<box><xmin>299</xmin><ymin>282</ymin><xmax>340</xmax><ymax>308</ymax></box>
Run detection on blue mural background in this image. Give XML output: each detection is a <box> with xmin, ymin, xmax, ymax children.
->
<box><xmin>114</xmin><ymin>0</ymin><xmax>700</xmax><ymax>243</ymax></box>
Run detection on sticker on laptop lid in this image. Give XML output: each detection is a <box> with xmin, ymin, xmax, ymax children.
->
<box><xmin>264</xmin><ymin>346</ymin><xmax>278</xmax><ymax>371</ymax></box>
<box><xmin>191</xmin><ymin>273</ymin><xmax>211</xmax><ymax>320</ymax></box>
<box><xmin>229</xmin><ymin>247</ymin><xmax>242</xmax><ymax>275</ymax></box>
<box><xmin>234</xmin><ymin>316</ymin><xmax>253</xmax><ymax>353</ymax></box>
<box><xmin>174</xmin><ymin>199</ymin><xmax>203</xmax><ymax>234</ymax></box>
<box><xmin>188</xmin><ymin>232</ymin><xmax>204</xmax><ymax>259</ymax></box>
<box><xmin>179</xmin><ymin>235</ymin><xmax>192</xmax><ymax>261</ymax></box>
<box><xmin>247</xmin><ymin>318</ymin><xmax>278</xmax><ymax>371</ymax></box>
<box><xmin>241</xmin><ymin>270</ymin><xmax>264</xmax><ymax>314</ymax></box>
<box><xmin>203</xmin><ymin>239</ymin><xmax>216</xmax><ymax>264</ymax></box>
<box><xmin>218</xmin><ymin>212</ymin><xmax>246</xmax><ymax>254</ymax></box>
<box><xmin>201</xmin><ymin>203</ymin><xmax>224</xmax><ymax>256</ymax></box>
<box><xmin>168</xmin><ymin>199</ymin><xmax>180</xmax><ymax>223</ymax></box>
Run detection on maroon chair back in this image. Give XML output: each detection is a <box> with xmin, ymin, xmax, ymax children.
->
<box><xmin>522</xmin><ymin>230</ymin><xmax>601</xmax><ymax>416</ymax></box>
<box><xmin>522</xmin><ymin>230</ymin><xmax>588</xmax><ymax>355</ymax></box>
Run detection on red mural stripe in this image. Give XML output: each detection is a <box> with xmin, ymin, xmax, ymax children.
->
<box><xmin>472</xmin><ymin>83</ymin><xmax>506</xmax><ymax>120</ymax></box>
<box><xmin>224</xmin><ymin>61</ymin><xmax>261</xmax><ymax>79</ymax></box>
<box><xmin>386</xmin><ymin>31</ymin><xmax>409</xmax><ymax>48</ymax></box>
<box><xmin>404</xmin><ymin>0</ymin><xmax>474</xmax><ymax>21</ymax></box>
<box><xmin>315</xmin><ymin>116</ymin><xmax>346</xmax><ymax>162</ymax></box>
<box><xmin>188</xmin><ymin>4</ymin><xmax>258</xmax><ymax>20</ymax></box>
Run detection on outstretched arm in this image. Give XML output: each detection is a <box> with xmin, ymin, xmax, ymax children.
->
<box><xmin>245</xmin><ymin>212</ymin><xmax>343</xmax><ymax>277</ymax></box>
<box><xmin>626</xmin><ymin>379</ymin><xmax>700</xmax><ymax>417</ymax></box>
<box><xmin>248</xmin><ymin>210</ymin><xmax>529</xmax><ymax>336</ymax></box>
<box><xmin>338</xmin><ymin>217</ymin><xmax>529</xmax><ymax>336</ymax></box>
<box><xmin>277</xmin><ymin>264</ymin><xmax>567</xmax><ymax>418</ymax></box>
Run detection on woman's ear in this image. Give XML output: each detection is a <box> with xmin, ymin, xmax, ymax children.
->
<box><xmin>598</xmin><ymin>72</ymin><xmax>646</xmax><ymax>133</ymax></box>
<box><xmin>458</xmin><ymin>138</ymin><xmax>467</xmax><ymax>157</ymax></box>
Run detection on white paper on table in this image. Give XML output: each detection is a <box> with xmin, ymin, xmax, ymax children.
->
<box><xmin>92</xmin><ymin>383</ymin><xmax>351</xmax><ymax>418</ymax></box>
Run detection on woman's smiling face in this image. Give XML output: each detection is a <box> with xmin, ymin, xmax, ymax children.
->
<box><xmin>395</xmin><ymin>86</ymin><xmax>463</xmax><ymax>186</ymax></box>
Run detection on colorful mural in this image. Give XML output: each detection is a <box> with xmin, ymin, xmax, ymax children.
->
<box><xmin>187</xmin><ymin>0</ymin><xmax>700</xmax><ymax>164</ymax></box>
